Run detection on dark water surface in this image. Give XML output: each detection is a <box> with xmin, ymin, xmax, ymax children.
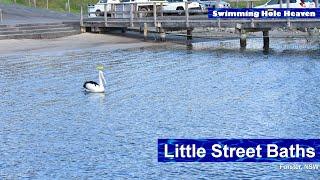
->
<box><xmin>0</xmin><ymin>39</ymin><xmax>320</xmax><ymax>179</ymax></box>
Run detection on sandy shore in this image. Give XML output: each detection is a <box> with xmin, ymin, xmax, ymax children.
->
<box><xmin>0</xmin><ymin>29</ymin><xmax>318</xmax><ymax>56</ymax></box>
<box><xmin>0</xmin><ymin>33</ymin><xmax>164</xmax><ymax>55</ymax></box>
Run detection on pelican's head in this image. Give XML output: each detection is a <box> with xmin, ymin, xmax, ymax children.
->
<box><xmin>96</xmin><ymin>65</ymin><xmax>105</xmax><ymax>71</ymax></box>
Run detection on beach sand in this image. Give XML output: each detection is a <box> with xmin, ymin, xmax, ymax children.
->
<box><xmin>0</xmin><ymin>33</ymin><xmax>163</xmax><ymax>55</ymax></box>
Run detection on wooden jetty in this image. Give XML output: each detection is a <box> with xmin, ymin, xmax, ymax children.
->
<box><xmin>81</xmin><ymin>2</ymin><xmax>320</xmax><ymax>51</ymax></box>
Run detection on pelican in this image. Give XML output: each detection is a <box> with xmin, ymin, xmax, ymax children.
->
<box><xmin>83</xmin><ymin>66</ymin><xmax>106</xmax><ymax>93</ymax></box>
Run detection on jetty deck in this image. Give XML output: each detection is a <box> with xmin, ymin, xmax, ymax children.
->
<box><xmin>81</xmin><ymin>3</ymin><xmax>320</xmax><ymax>51</ymax></box>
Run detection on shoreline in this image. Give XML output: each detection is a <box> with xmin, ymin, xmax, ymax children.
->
<box><xmin>0</xmin><ymin>33</ymin><xmax>169</xmax><ymax>56</ymax></box>
<box><xmin>0</xmin><ymin>29</ymin><xmax>318</xmax><ymax>56</ymax></box>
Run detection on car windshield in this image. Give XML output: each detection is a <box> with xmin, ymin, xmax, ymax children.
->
<box><xmin>100</xmin><ymin>0</ymin><xmax>108</xmax><ymax>3</ymax></box>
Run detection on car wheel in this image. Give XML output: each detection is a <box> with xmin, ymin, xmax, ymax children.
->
<box><xmin>139</xmin><ymin>7</ymin><xmax>148</xmax><ymax>17</ymax></box>
<box><xmin>176</xmin><ymin>7</ymin><xmax>184</xmax><ymax>15</ymax></box>
<box><xmin>95</xmin><ymin>10</ymin><xmax>102</xmax><ymax>17</ymax></box>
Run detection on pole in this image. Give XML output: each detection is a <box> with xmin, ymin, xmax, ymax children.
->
<box><xmin>187</xmin><ymin>29</ymin><xmax>192</xmax><ymax>46</ymax></box>
<box><xmin>153</xmin><ymin>2</ymin><xmax>156</xmax><ymax>27</ymax></box>
<box><xmin>160</xmin><ymin>2</ymin><xmax>163</xmax><ymax>17</ymax></box>
<box><xmin>240</xmin><ymin>29</ymin><xmax>247</xmax><ymax>49</ymax></box>
<box><xmin>286</xmin><ymin>0</ymin><xmax>290</xmax><ymax>27</ymax></box>
<box><xmin>111</xmin><ymin>4</ymin><xmax>115</xmax><ymax>18</ymax></box>
<box><xmin>47</xmin><ymin>0</ymin><xmax>49</xmax><ymax>9</ymax></box>
<box><xmin>143</xmin><ymin>23</ymin><xmax>148</xmax><ymax>41</ymax></box>
<box><xmin>263</xmin><ymin>30</ymin><xmax>269</xmax><ymax>52</ymax></box>
<box><xmin>29</xmin><ymin>0</ymin><xmax>31</xmax><ymax>6</ymax></box>
<box><xmin>80</xmin><ymin>6</ymin><xmax>83</xmax><ymax>26</ymax></box>
<box><xmin>185</xmin><ymin>1</ymin><xmax>189</xmax><ymax>28</ymax></box>
<box><xmin>130</xmin><ymin>3</ymin><xmax>133</xmax><ymax>27</ymax></box>
<box><xmin>34</xmin><ymin>0</ymin><xmax>37</xmax><ymax>8</ymax></box>
<box><xmin>122</xmin><ymin>4</ymin><xmax>125</xmax><ymax>18</ymax></box>
<box><xmin>104</xmin><ymin>4</ymin><xmax>107</xmax><ymax>27</ymax></box>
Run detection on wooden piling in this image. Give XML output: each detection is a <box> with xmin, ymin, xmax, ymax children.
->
<box><xmin>187</xmin><ymin>28</ymin><xmax>192</xmax><ymax>46</ymax></box>
<box><xmin>122</xmin><ymin>4</ymin><xmax>125</xmax><ymax>18</ymax></box>
<box><xmin>104</xmin><ymin>4</ymin><xmax>107</xmax><ymax>27</ymax></box>
<box><xmin>159</xmin><ymin>28</ymin><xmax>166</xmax><ymax>41</ymax></box>
<box><xmin>130</xmin><ymin>4</ymin><xmax>133</xmax><ymax>27</ymax></box>
<box><xmin>80</xmin><ymin>6</ymin><xmax>84</xmax><ymax>27</ymax></box>
<box><xmin>143</xmin><ymin>23</ymin><xmax>148</xmax><ymax>41</ymax></box>
<box><xmin>185</xmin><ymin>2</ymin><xmax>189</xmax><ymax>28</ymax></box>
<box><xmin>160</xmin><ymin>3</ymin><xmax>163</xmax><ymax>17</ymax></box>
<box><xmin>111</xmin><ymin>4</ymin><xmax>115</xmax><ymax>18</ymax></box>
<box><xmin>263</xmin><ymin>30</ymin><xmax>269</xmax><ymax>52</ymax></box>
<box><xmin>153</xmin><ymin>2</ymin><xmax>157</xmax><ymax>27</ymax></box>
<box><xmin>240</xmin><ymin>30</ymin><xmax>247</xmax><ymax>49</ymax></box>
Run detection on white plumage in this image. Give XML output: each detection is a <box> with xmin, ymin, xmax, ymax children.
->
<box><xmin>83</xmin><ymin>70</ymin><xmax>106</xmax><ymax>93</ymax></box>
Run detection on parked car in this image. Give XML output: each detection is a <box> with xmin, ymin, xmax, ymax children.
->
<box><xmin>162</xmin><ymin>0</ymin><xmax>201</xmax><ymax>12</ymax></box>
<box><xmin>254</xmin><ymin>0</ymin><xmax>316</xmax><ymax>8</ymax></box>
<box><xmin>88</xmin><ymin>0</ymin><xmax>120</xmax><ymax>17</ymax></box>
<box><xmin>194</xmin><ymin>0</ymin><xmax>230</xmax><ymax>10</ymax></box>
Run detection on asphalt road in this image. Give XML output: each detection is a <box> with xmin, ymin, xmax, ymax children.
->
<box><xmin>0</xmin><ymin>3</ymin><xmax>79</xmax><ymax>25</ymax></box>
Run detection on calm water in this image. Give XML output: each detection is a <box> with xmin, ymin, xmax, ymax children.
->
<box><xmin>0</xmin><ymin>38</ymin><xmax>320</xmax><ymax>179</ymax></box>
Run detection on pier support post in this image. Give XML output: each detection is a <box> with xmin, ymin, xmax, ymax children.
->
<box><xmin>240</xmin><ymin>30</ymin><xmax>247</xmax><ymax>49</ymax></box>
<box><xmin>263</xmin><ymin>30</ymin><xmax>269</xmax><ymax>52</ymax></box>
<box><xmin>187</xmin><ymin>28</ymin><xmax>193</xmax><ymax>46</ymax></box>
<box><xmin>80</xmin><ymin>6</ymin><xmax>86</xmax><ymax>33</ymax></box>
<box><xmin>159</xmin><ymin>28</ymin><xmax>166</xmax><ymax>42</ymax></box>
<box><xmin>104</xmin><ymin>4</ymin><xmax>108</xmax><ymax>27</ymax></box>
<box><xmin>143</xmin><ymin>23</ymin><xmax>148</xmax><ymax>41</ymax></box>
<box><xmin>130</xmin><ymin>4</ymin><xmax>134</xmax><ymax>27</ymax></box>
<box><xmin>153</xmin><ymin>2</ymin><xmax>157</xmax><ymax>27</ymax></box>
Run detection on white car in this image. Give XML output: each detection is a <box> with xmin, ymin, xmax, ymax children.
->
<box><xmin>195</xmin><ymin>0</ymin><xmax>230</xmax><ymax>10</ymax></box>
<box><xmin>255</xmin><ymin>0</ymin><xmax>316</xmax><ymax>8</ymax></box>
<box><xmin>88</xmin><ymin>0</ymin><xmax>120</xmax><ymax>17</ymax></box>
<box><xmin>163</xmin><ymin>0</ymin><xmax>201</xmax><ymax>11</ymax></box>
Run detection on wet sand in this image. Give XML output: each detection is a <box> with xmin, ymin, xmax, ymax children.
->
<box><xmin>0</xmin><ymin>33</ymin><xmax>164</xmax><ymax>55</ymax></box>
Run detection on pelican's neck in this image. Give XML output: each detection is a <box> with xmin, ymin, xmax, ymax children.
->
<box><xmin>99</xmin><ymin>70</ymin><xmax>105</xmax><ymax>88</ymax></box>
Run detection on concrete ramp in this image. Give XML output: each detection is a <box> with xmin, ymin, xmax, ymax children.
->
<box><xmin>0</xmin><ymin>22</ymin><xmax>80</xmax><ymax>39</ymax></box>
<box><xmin>0</xmin><ymin>4</ymin><xmax>80</xmax><ymax>39</ymax></box>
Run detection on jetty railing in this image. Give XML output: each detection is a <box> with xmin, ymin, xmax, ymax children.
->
<box><xmin>83</xmin><ymin>0</ymin><xmax>320</xmax><ymax>30</ymax></box>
